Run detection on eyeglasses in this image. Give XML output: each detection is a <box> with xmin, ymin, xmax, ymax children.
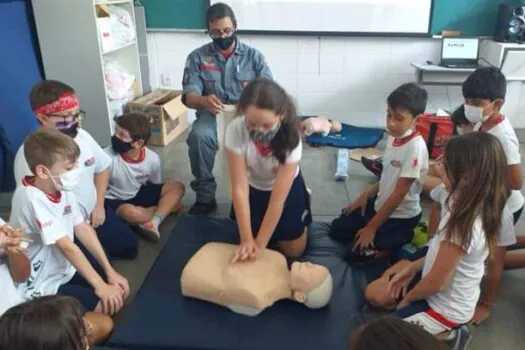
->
<box><xmin>46</xmin><ymin>110</ymin><xmax>86</xmax><ymax>123</ymax></box>
<box><xmin>208</xmin><ymin>27</ymin><xmax>235</xmax><ymax>39</ymax></box>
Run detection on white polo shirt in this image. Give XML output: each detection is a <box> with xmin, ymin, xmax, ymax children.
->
<box><xmin>9</xmin><ymin>177</ymin><xmax>83</xmax><ymax>300</ymax></box>
<box><xmin>104</xmin><ymin>147</ymin><xmax>162</xmax><ymax>201</ymax></box>
<box><xmin>423</xmin><ymin>204</ymin><xmax>488</xmax><ymax>324</ymax></box>
<box><xmin>14</xmin><ymin>128</ymin><xmax>111</xmax><ymax>220</ymax></box>
<box><xmin>375</xmin><ymin>131</ymin><xmax>429</xmax><ymax>218</ymax></box>
<box><xmin>0</xmin><ymin>218</ymin><xmax>24</xmax><ymax>316</ymax></box>
<box><xmin>474</xmin><ymin>116</ymin><xmax>524</xmax><ymax>214</ymax></box>
<box><xmin>430</xmin><ymin>184</ymin><xmax>516</xmax><ymax>247</ymax></box>
<box><xmin>224</xmin><ymin>117</ymin><xmax>302</xmax><ymax>191</ymax></box>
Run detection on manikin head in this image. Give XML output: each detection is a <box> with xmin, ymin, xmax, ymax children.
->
<box><xmin>290</xmin><ymin>261</ymin><xmax>333</xmax><ymax>309</ymax></box>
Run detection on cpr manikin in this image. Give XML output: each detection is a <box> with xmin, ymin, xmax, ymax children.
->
<box><xmin>181</xmin><ymin>243</ymin><xmax>333</xmax><ymax>316</ymax></box>
<box><xmin>301</xmin><ymin>116</ymin><xmax>342</xmax><ymax>137</ymax></box>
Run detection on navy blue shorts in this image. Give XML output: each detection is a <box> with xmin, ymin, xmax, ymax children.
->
<box><xmin>57</xmin><ymin>248</ymin><xmax>107</xmax><ymax>311</ymax></box>
<box><xmin>95</xmin><ymin>204</ymin><xmax>138</xmax><ymax>260</ymax></box>
<box><xmin>106</xmin><ymin>183</ymin><xmax>163</xmax><ymax>212</ymax></box>
<box><xmin>230</xmin><ymin>171</ymin><xmax>312</xmax><ymax>243</ymax></box>
<box><xmin>329</xmin><ymin>196</ymin><xmax>421</xmax><ymax>262</ymax></box>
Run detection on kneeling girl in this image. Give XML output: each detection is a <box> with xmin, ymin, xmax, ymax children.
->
<box><xmin>226</xmin><ymin>78</ymin><xmax>312</xmax><ymax>263</ymax></box>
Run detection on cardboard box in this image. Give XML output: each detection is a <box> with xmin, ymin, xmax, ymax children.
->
<box><xmin>125</xmin><ymin>89</ymin><xmax>188</xmax><ymax>146</ymax></box>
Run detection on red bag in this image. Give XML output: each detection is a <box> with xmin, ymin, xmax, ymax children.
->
<box><xmin>415</xmin><ymin>114</ymin><xmax>454</xmax><ymax>159</ymax></box>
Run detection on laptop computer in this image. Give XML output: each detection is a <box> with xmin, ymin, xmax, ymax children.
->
<box><xmin>439</xmin><ymin>37</ymin><xmax>480</xmax><ymax>68</ymax></box>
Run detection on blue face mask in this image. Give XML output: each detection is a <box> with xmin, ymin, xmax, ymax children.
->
<box><xmin>249</xmin><ymin>122</ymin><xmax>281</xmax><ymax>144</ymax></box>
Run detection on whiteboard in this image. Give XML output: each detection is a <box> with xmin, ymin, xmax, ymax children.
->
<box><xmin>210</xmin><ymin>0</ymin><xmax>433</xmax><ymax>35</ymax></box>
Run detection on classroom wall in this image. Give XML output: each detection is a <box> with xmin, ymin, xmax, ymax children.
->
<box><xmin>146</xmin><ymin>33</ymin><xmax>525</xmax><ymax>128</ymax></box>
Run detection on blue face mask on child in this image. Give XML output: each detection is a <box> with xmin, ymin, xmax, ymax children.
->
<box><xmin>249</xmin><ymin>122</ymin><xmax>281</xmax><ymax>144</ymax></box>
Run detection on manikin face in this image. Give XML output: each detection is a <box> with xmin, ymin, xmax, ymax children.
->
<box><xmin>290</xmin><ymin>261</ymin><xmax>328</xmax><ymax>294</ymax></box>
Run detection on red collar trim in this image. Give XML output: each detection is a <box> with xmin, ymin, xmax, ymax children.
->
<box><xmin>393</xmin><ymin>131</ymin><xmax>420</xmax><ymax>147</ymax></box>
<box><xmin>482</xmin><ymin>115</ymin><xmax>505</xmax><ymax>132</ymax></box>
<box><xmin>22</xmin><ymin>176</ymin><xmax>61</xmax><ymax>203</ymax></box>
<box><xmin>120</xmin><ymin>148</ymin><xmax>146</xmax><ymax>164</ymax></box>
<box><xmin>253</xmin><ymin>141</ymin><xmax>272</xmax><ymax>157</ymax></box>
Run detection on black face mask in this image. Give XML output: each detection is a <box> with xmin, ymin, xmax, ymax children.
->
<box><xmin>57</xmin><ymin>122</ymin><xmax>79</xmax><ymax>138</ymax></box>
<box><xmin>111</xmin><ymin>135</ymin><xmax>133</xmax><ymax>154</ymax></box>
<box><xmin>213</xmin><ymin>34</ymin><xmax>236</xmax><ymax>51</ymax></box>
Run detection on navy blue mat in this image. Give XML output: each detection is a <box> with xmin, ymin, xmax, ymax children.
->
<box><xmin>108</xmin><ymin>215</ymin><xmax>368</xmax><ymax>350</ymax></box>
<box><xmin>305</xmin><ymin>121</ymin><xmax>384</xmax><ymax>149</ymax></box>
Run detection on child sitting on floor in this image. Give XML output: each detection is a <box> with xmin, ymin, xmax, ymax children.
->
<box><xmin>329</xmin><ymin>83</ymin><xmax>429</xmax><ymax>264</ymax></box>
<box><xmin>9</xmin><ymin>128</ymin><xmax>129</xmax><ymax>316</ymax></box>
<box><xmin>104</xmin><ymin>113</ymin><xmax>185</xmax><ymax>241</ymax></box>
<box><xmin>385</xmin><ymin>133</ymin><xmax>508</xmax><ymax>337</ymax></box>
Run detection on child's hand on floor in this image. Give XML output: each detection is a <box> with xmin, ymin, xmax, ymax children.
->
<box><xmin>471</xmin><ymin>303</ymin><xmax>492</xmax><ymax>325</ymax></box>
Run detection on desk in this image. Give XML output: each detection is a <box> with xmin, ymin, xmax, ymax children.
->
<box><xmin>411</xmin><ymin>62</ymin><xmax>476</xmax><ymax>85</ymax></box>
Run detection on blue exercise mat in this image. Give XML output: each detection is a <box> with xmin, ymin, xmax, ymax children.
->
<box><xmin>108</xmin><ymin>215</ymin><xmax>368</xmax><ymax>350</ymax></box>
<box><xmin>305</xmin><ymin>122</ymin><xmax>384</xmax><ymax>149</ymax></box>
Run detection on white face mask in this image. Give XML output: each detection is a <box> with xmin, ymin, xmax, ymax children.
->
<box><xmin>47</xmin><ymin>166</ymin><xmax>81</xmax><ymax>192</ymax></box>
<box><xmin>464</xmin><ymin>103</ymin><xmax>492</xmax><ymax>124</ymax></box>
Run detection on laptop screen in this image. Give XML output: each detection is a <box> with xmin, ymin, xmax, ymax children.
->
<box><xmin>441</xmin><ymin>38</ymin><xmax>479</xmax><ymax>60</ymax></box>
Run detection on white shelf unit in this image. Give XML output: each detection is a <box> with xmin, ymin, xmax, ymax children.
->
<box><xmin>31</xmin><ymin>0</ymin><xmax>143</xmax><ymax>145</ymax></box>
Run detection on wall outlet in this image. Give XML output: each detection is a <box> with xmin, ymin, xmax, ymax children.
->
<box><xmin>161</xmin><ymin>73</ymin><xmax>172</xmax><ymax>86</ymax></box>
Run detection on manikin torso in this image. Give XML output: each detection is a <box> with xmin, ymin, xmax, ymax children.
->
<box><xmin>181</xmin><ymin>243</ymin><xmax>333</xmax><ymax>316</ymax></box>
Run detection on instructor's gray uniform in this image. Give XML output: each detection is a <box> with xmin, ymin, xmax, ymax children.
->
<box><xmin>183</xmin><ymin>41</ymin><xmax>272</xmax><ymax>203</ymax></box>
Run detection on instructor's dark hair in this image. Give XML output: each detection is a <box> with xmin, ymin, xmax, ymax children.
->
<box><xmin>206</xmin><ymin>2</ymin><xmax>237</xmax><ymax>29</ymax></box>
<box><xmin>238</xmin><ymin>78</ymin><xmax>301</xmax><ymax>164</ymax></box>
<box><xmin>0</xmin><ymin>296</ymin><xmax>88</xmax><ymax>350</ymax></box>
<box><xmin>349</xmin><ymin>316</ymin><xmax>451</xmax><ymax>350</ymax></box>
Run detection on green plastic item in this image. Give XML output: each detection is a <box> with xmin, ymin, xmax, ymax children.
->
<box><xmin>411</xmin><ymin>222</ymin><xmax>429</xmax><ymax>249</ymax></box>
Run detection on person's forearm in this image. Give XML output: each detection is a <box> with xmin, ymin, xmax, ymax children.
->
<box><xmin>58</xmin><ymin>241</ymin><xmax>106</xmax><ymax>289</ymax></box>
<box><xmin>184</xmin><ymin>93</ymin><xmax>206</xmax><ymax>110</ymax></box>
<box><xmin>403</xmin><ymin>258</ymin><xmax>442</xmax><ymax>303</ymax></box>
<box><xmin>257</xmin><ymin>200</ymin><xmax>285</xmax><ymax>248</ymax></box>
<box><xmin>232</xmin><ymin>186</ymin><xmax>253</xmax><ymax>242</ymax></box>
<box><xmin>94</xmin><ymin>169</ymin><xmax>110</xmax><ymax>208</ymax></box>
<box><xmin>75</xmin><ymin>224</ymin><xmax>114</xmax><ymax>274</ymax></box>
<box><xmin>480</xmin><ymin>247</ymin><xmax>505</xmax><ymax>306</ymax></box>
<box><xmin>366</xmin><ymin>183</ymin><xmax>380</xmax><ymax>197</ymax></box>
<box><xmin>366</xmin><ymin>189</ymin><xmax>406</xmax><ymax>230</ymax></box>
<box><xmin>7</xmin><ymin>252</ymin><xmax>30</xmax><ymax>283</ymax></box>
<box><xmin>428</xmin><ymin>203</ymin><xmax>441</xmax><ymax>238</ymax></box>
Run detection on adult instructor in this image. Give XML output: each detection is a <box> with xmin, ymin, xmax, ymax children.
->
<box><xmin>182</xmin><ymin>2</ymin><xmax>273</xmax><ymax>215</ymax></box>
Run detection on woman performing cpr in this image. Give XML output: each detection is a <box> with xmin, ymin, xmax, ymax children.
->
<box><xmin>225</xmin><ymin>78</ymin><xmax>312</xmax><ymax>263</ymax></box>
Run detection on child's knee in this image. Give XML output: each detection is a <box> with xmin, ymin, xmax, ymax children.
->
<box><xmin>163</xmin><ymin>181</ymin><xmax>185</xmax><ymax>196</ymax></box>
<box><xmin>84</xmin><ymin>312</ymin><xmax>114</xmax><ymax>346</ymax></box>
<box><xmin>365</xmin><ymin>279</ymin><xmax>395</xmax><ymax>309</ymax></box>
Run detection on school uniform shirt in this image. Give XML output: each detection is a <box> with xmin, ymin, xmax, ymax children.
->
<box><xmin>224</xmin><ymin>117</ymin><xmax>302</xmax><ymax>191</ymax></box>
<box><xmin>430</xmin><ymin>184</ymin><xmax>516</xmax><ymax>247</ymax></box>
<box><xmin>375</xmin><ymin>130</ymin><xmax>429</xmax><ymax>218</ymax></box>
<box><xmin>423</xmin><ymin>206</ymin><xmax>488</xmax><ymax>324</ymax></box>
<box><xmin>9</xmin><ymin>177</ymin><xmax>83</xmax><ymax>300</ymax></box>
<box><xmin>104</xmin><ymin>147</ymin><xmax>162</xmax><ymax>201</ymax></box>
<box><xmin>14</xmin><ymin>129</ymin><xmax>111</xmax><ymax>220</ymax></box>
<box><xmin>474</xmin><ymin>116</ymin><xmax>524</xmax><ymax>214</ymax></box>
<box><xmin>0</xmin><ymin>217</ymin><xmax>24</xmax><ymax>316</ymax></box>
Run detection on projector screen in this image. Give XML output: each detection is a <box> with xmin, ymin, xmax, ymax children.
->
<box><xmin>210</xmin><ymin>0</ymin><xmax>433</xmax><ymax>35</ymax></box>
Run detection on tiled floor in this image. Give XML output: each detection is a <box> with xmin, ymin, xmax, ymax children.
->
<box><xmin>2</xmin><ymin>130</ymin><xmax>525</xmax><ymax>349</ymax></box>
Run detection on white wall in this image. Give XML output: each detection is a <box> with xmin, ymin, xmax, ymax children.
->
<box><xmin>146</xmin><ymin>32</ymin><xmax>525</xmax><ymax>128</ymax></box>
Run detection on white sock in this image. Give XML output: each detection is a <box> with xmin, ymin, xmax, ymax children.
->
<box><xmin>151</xmin><ymin>213</ymin><xmax>167</xmax><ymax>228</ymax></box>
